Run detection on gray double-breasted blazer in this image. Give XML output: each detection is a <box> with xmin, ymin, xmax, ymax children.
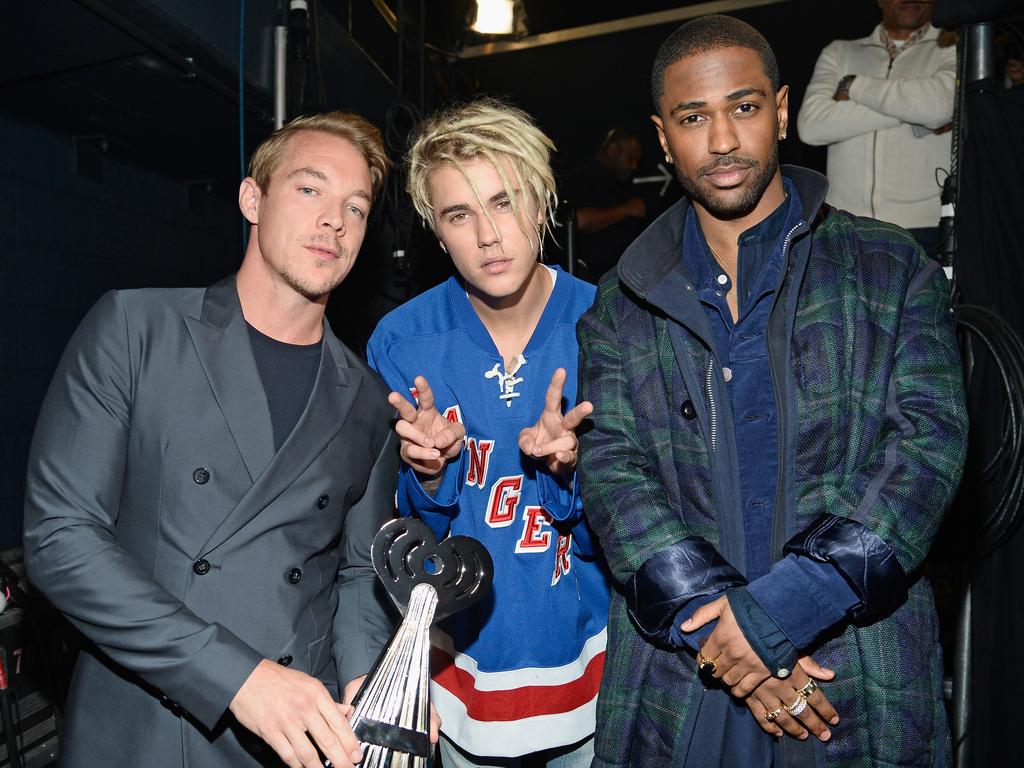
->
<box><xmin>23</xmin><ymin>275</ymin><xmax>399</xmax><ymax>766</ymax></box>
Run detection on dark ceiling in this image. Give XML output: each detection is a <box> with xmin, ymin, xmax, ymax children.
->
<box><xmin>2</xmin><ymin>0</ymin><xmax>1008</xmax><ymax>195</ymax></box>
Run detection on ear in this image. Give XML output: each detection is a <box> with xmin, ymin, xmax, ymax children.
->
<box><xmin>775</xmin><ymin>85</ymin><xmax>790</xmax><ymax>140</ymax></box>
<box><xmin>651</xmin><ymin>114</ymin><xmax>671</xmax><ymax>161</ymax></box>
<box><xmin>238</xmin><ymin>177</ymin><xmax>261</xmax><ymax>224</ymax></box>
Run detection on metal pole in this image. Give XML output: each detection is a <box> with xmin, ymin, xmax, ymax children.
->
<box><xmin>274</xmin><ymin>25</ymin><xmax>287</xmax><ymax>129</ymax></box>
<box><xmin>563</xmin><ymin>204</ymin><xmax>577</xmax><ymax>277</ymax></box>
<box><xmin>966</xmin><ymin>23</ymin><xmax>996</xmax><ymax>82</ymax></box>
<box><xmin>953</xmin><ymin>579</ymin><xmax>971</xmax><ymax>768</ymax></box>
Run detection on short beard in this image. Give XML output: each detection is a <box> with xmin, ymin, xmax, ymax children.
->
<box><xmin>674</xmin><ymin>145</ymin><xmax>779</xmax><ymax>220</ymax></box>
<box><xmin>280</xmin><ymin>259</ymin><xmax>347</xmax><ymax>301</ymax></box>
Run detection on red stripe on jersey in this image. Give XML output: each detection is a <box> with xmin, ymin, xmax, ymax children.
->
<box><xmin>430</xmin><ymin>647</ymin><xmax>604</xmax><ymax>722</ymax></box>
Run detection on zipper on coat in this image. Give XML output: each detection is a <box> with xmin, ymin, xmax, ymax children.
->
<box><xmin>768</xmin><ymin>220</ymin><xmax>806</xmax><ymax>562</ymax></box>
<box><xmin>869</xmin><ymin>57</ymin><xmax>895</xmax><ymax>218</ymax></box>
<box><xmin>705</xmin><ymin>355</ymin><xmax>718</xmax><ymax>453</ymax></box>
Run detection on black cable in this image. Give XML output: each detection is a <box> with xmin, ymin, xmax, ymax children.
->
<box><xmin>955</xmin><ymin>303</ymin><xmax>1024</xmax><ymax>558</ymax></box>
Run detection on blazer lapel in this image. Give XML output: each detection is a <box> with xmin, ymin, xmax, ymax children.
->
<box><xmin>200</xmin><ymin>327</ymin><xmax>365</xmax><ymax>554</ymax></box>
<box><xmin>185</xmin><ymin>277</ymin><xmax>276</xmax><ymax>483</ymax></box>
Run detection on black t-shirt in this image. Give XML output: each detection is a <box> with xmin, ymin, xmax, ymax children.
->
<box><xmin>247</xmin><ymin>323</ymin><xmax>322</xmax><ymax>451</ymax></box>
<box><xmin>564</xmin><ymin>160</ymin><xmax>647</xmax><ymax>280</ymax></box>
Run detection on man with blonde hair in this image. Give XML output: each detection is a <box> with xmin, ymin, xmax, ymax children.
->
<box><xmin>367</xmin><ymin>98</ymin><xmax>609</xmax><ymax>767</ymax></box>
<box><xmin>24</xmin><ymin>111</ymin><xmax>407</xmax><ymax>768</ymax></box>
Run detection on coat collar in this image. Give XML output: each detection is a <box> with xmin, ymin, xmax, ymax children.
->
<box><xmin>616</xmin><ymin>165</ymin><xmax>829</xmax><ymax>307</ymax></box>
<box><xmin>864</xmin><ymin>22</ymin><xmax>941</xmax><ymax>47</ymax></box>
<box><xmin>185</xmin><ymin>275</ymin><xmax>366</xmax><ymax>553</ymax></box>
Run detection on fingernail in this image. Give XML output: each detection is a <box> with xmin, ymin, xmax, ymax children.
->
<box><xmin>352</xmin><ymin>749</ymin><xmax>363</xmax><ymax>762</ymax></box>
<box><xmin>830</xmin><ymin>716</ymin><xmax>840</xmax><ymax>725</ymax></box>
<box><xmin>682</xmin><ymin>619</ymin><xmax>692</xmax><ymax>629</ymax></box>
<box><xmin>799</xmin><ymin>733</ymin><xmax>808</xmax><ymax>740</ymax></box>
<box><xmin>820</xmin><ymin>729</ymin><xmax>831</xmax><ymax>741</ymax></box>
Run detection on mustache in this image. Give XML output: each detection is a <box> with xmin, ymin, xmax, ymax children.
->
<box><xmin>698</xmin><ymin>155</ymin><xmax>759</xmax><ymax>177</ymax></box>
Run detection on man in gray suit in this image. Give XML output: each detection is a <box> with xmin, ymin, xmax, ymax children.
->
<box><xmin>24</xmin><ymin>112</ymin><xmax>402</xmax><ymax>768</ymax></box>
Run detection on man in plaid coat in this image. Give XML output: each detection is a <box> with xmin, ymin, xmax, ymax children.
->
<box><xmin>577</xmin><ymin>15</ymin><xmax>967</xmax><ymax>768</ymax></box>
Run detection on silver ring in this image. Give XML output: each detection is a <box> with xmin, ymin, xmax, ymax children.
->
<box><xmin>784</xmin><ymin>695</ymin><xmax>808</xmax><ymax>717</ymax></box>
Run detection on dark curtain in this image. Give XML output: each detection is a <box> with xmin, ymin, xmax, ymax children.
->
<box><xmin>951</xmin><ymin>80</ymin><xmax>1024</xmax><ymax>766</ymax></box>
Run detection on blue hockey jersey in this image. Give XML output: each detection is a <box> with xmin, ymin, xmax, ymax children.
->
<box><xmin>367</xmin><ymin>266</ymin><xmax>609</xmax><ymax>757</ymax></box>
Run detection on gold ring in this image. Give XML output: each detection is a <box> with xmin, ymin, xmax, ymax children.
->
<box><xmin>696</xmin><ymin>651</ymin><xmax>718</xmax><ymax>675</ymax></box>
<box><xmin>764</xmin><ymin>706</ymin><xmax>783</xmax><ymax>722</ymax></box>
<box><xmin>796</xmin><ymin>679</ymin><xmax>818</xmax><ymax>698</ymax></box>
<box><xmin>784</xmin><ymin>694</ymin><xmax>808</xmax><ymax>717</ymax></box>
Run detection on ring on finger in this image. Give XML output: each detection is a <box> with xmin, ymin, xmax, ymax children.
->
<box><xmin>784</xmin><ymin>694</ymin><xmax>808</xmax><ymax>717</ymax></box>
<box><xmin>764</xmin><ymin>705</ymin><xmax>783</xmax><ymax>722</ymax></box>
<box><xmin>696</xmin><ymin>650</ymin><xmax>718</xmax><ymax>675</ymax></box>
<box><xmin>796</xmin><ymin>679</ymin><xmax>818</xmax><ymax>698</ymax></box>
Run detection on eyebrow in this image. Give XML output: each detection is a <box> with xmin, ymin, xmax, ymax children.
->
<box><xmin>669</xmin><ymin>87</ymin><xmax>768</xmax><ymax>115</ymax></box>
<box><xmin>287</xmin><ymin>167</ymin><xmax>372</xmax><ymax>202</ymax></box>
<box><xmin>439</xmin><ymin>189</ymin><xmax>511</xmax><ymax>217</ymax></box>
<box><xmin>287</xmin><ymin>167</ymin><xmax>328</xmax><ymax>181</ymax></box>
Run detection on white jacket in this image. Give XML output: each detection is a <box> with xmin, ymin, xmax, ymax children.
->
<box><xmin>796</xmin><ymin>24</ymin><xmax>955</xmax><ymax>229</ymax></box>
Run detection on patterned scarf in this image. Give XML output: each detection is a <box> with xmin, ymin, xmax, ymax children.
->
<box><xmin>880</xmin><ymin>23</ymin><xmax>930</xmax><ymax>59</ymax></box>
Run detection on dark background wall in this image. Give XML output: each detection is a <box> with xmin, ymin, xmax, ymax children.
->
<box><xmin>0</xmin><ymin>115</ymin><xmax>242</xmax><ymax>550</ymax></box>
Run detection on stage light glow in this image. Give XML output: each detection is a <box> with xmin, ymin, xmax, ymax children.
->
<box><xmin>471</xmin><ymin>0</ymin><xmax>515</xmax><ymax>35</ymax></box>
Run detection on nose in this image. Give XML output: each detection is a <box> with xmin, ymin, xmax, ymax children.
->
<box><xmin>318</xmin><ymin>206</ymin><xmax>346</xmax><ymax>234</ymax></box>
<box><xmin>707</xmin><ymin>117</ymin><xmax>740</xmax><ymax>157</ymax></box>
<box><xmin>475</xmin><ymin>212</ymin><xmax>500</xmax><ymax>248</ymax></box>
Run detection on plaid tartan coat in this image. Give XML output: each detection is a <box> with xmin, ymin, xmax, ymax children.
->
<box><xmin>576</xmin><ymin>166</ymin><xmax>967</xmax><ymax>768</ymax></box>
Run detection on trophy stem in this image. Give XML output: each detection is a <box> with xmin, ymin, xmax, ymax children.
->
<box><xmin>352</xmin><ymin>582</ymin><xmax>439</xmax><ymax>767</ymax></box>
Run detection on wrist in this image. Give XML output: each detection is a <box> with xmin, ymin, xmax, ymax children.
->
<box><xmin>836</xmin><ymin>74</ymin><xmax>856</xmax><ymax>97</ymax></box>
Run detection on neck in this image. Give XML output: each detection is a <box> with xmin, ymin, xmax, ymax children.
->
<box><xmin>236</xmin><ymin>245</ymin><xmax>327</xmax><ymax>345</ymax></box>
<box><xmin>883</xmin><ymin>23</ymin><xmax>925</xmax><ymax>41</ymax></box>
<box><xmin>468</xmin><ymin>262</ymin><xmax>553</xmax><ymax>361</ymax></box>
<box><xmin>693</xmin><ymin>171</ymin><xmax>786</xmax><ymax>260</ymax></box>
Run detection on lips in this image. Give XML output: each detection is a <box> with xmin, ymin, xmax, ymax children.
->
<box><xmin>305</xmin><ymin>244</ymin><xmax>339</xmax><ymax>260</ymax></box>
<box><xmin>704</xmin><ymin>165</ymin><xmax>751</xmax><ymax>188</ymax></box>
<box><xmin>481</xmin><ymin>257</ymin><xmax>513</xmax><ymax>274</ymax></box>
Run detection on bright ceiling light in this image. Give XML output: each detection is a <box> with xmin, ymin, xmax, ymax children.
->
<box><xmin>471</xmin><ymin>0</ymin><xmax>515</xmax><ymax>35</ymax></box>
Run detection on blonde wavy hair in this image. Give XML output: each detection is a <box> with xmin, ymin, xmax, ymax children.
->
<box><xmin>407</xmin><ymin>98</ymin><xmax>557</xmax><ymax>254</ymax></box>
<box><xmin>248</xmin><ymin>111</ymin><xmax>390</xmax><ymax>201</ymax></box>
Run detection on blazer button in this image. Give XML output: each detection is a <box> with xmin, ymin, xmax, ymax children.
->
<box><xmin>193</xmin><ymin>559</ymin><xmax>211</xmax><ymax>575</ymax></box>
<box><xmin>681</xmin><ymin>400</ymin><xmax>697</xmax><ymax>420</ymax></box>
<box><xmin>192</xmin><ymin>467</ymin><xmax>210</xmax><ymax>485</ymax></box>
<box><xmin>287</xmin><ymin>568</ymin><xmax>302</xmax><ymax>584</ymax></box>
<box><xmin>277</xmin><ymin>655</ymin><xmax>293</xmax><ymax>667</ymax></box>
<box><xmin>317</xmin><ymin>494</ymin><xmax>329</xmax><ymax>510</ymax></box>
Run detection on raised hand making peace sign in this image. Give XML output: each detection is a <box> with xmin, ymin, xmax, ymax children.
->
<box><xmin>518</xmin><ymin>367</ymin><xmax>594</xmax><ymax>476</ymax></box>
<box><xmin>388</xmin><ymin>375</ymin><xmax>466</xmax><ymax>477</ymax></box>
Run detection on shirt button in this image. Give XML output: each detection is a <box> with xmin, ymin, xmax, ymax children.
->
<box><xmin>287</xmin><ymin>568</ymin><xmax>302</xmax><ymax>584</ymax></box>
<box><xmin>277</xmin><ymin>655</ymin><xmax>293</xmax><ymax>667</ymax></box>
<box><xmin>192</xmin><ymin>467</ymin><xmax>210</xmax><ymax>485</ymax></box>
<box><xmin>193</xmin><ymin>559</ymin><xmax>211</xmax><ymax>575</ymax></box>
<box><xmin>681</xmin><ymin>400</ymin><xmax>697</xmax><ymax>420</ymax></box>
<box><xmin>722</xmin><ymin>367</ymin><xmax>733</xmax><ymax>382</ymax></box>
<box><xmin>317</xmin><ymin>494</ymin><xmax>329</xmax><ymax>510</ymax></box>
<box><xmin>777</xmin><ymin>667</ymin><xmax>790</xmax><ymax>678</ymax></box>
<box><xmin>717</xmin><ymin>274</ymin><xmax>728</xmax><ymax>285</ymax></box>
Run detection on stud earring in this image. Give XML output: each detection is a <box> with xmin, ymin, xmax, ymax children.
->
<box><xmin>664</xmin><ymin>153</ymin><xmax>673</xmax><ymax>164</ymax></box>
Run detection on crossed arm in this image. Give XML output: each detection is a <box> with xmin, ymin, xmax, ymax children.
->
<box><xmin>797</xmin><ymin>39</ymin><xmax>955</xmax><ymax>146</ymax></box>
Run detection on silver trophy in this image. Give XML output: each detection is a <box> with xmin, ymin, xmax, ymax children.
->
<box><xmin>346</xmin><ymin>517</ymin><xmax>492</xmax><ymax>767</ymax></box>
